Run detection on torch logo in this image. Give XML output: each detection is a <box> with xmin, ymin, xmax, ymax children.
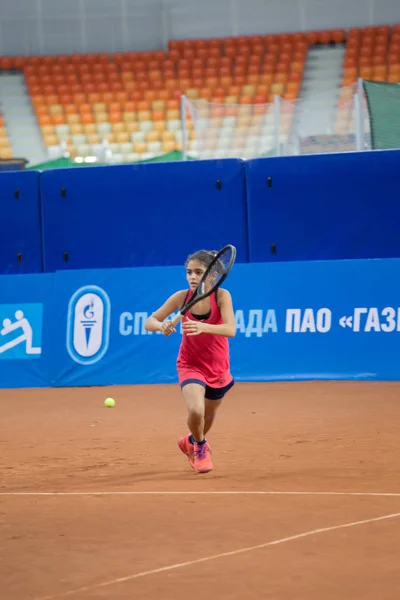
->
<box><xmin>66</xmin><ymin>286</ymin><xmax>111</xmax><ymax>365</ymax></box>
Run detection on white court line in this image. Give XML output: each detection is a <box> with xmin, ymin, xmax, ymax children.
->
<box><xmin>1</xmin><ymin>490</ymin><xmax>400</xmax><ymax>497</ymax></box>
<box><xmin>35</xmin><ymin>511</ymin><xmax>400</xmax><ymax>600</ymax></box>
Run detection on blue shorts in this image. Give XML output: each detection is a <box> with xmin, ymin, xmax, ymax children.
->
<box><xmin>180</xmin><ymin>378</ymin><xmax>235</xmax><ymax>400</ymax></box>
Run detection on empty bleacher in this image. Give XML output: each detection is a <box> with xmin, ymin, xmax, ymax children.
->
<box><xmin>0</xmin><ymin>25</ymin><xmax>398</xmax><ymax>162</ymax></box>
<box><xmin>1</xmin><ymin>31</ymin><xmax>313</xmax><ymax>161</ymax></box>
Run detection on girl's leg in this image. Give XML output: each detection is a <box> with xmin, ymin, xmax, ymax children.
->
<box><xmin>180</xmin><ymin>382</ymin><xmax>213</xmax><ymax>473</ymax></box>
<box><xmin>203</xmin><ymin>378</ymin><xmax>234</xmax><ymax>435</ymax></box>
<box><xmin>181</xmin><ymin>382</ymin><xmax>206</xmax><ymax>443</ymax></box>
<box><xmin>204</xmin><ymin>398</ymin><xmax>223</xmax><ymax>436</ymax></box>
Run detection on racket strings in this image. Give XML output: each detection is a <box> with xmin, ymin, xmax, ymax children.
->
<box><xmin>215</xmin><ymin>247</ymin><xmax>234</xmax><ymax>273</ymax></box>
<box><xmin>206</xmin><ymin>247</ymin><xmax>234</xmax><ymax>287</ymax></box>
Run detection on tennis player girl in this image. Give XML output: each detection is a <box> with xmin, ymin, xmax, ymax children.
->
<box><xmin>144</xmin><ymin>250</ymin><xmax>236</xmax><ymax>474</ymax></box>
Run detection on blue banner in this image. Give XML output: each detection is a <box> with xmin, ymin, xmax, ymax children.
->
<box><xmin>51</xmin><ymin>265</ymin><xmax>183</xmax><ymax>386</ymax></box>
<box><xmin>0</xmin><ymin>273</ymin><xmax>53</xmax><ymax>387</ymax></box>
<box><xmin>0</xmin><ymin>258</ymin><xmax>399</xmax><ymax>388</ymax></box>
<box><xmin>52</xmin><ymin>258</ymin><xmax>400</xmax><ymax>387</ymax></box>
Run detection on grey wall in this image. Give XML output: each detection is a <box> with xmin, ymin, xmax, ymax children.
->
<box><xmin>0</xmin><ymin>0</ymin><xmax>399</xmax><ymax>56</ymax></box>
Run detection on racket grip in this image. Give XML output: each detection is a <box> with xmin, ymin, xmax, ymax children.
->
<box><xmin>170</xmin><ymin>312</ymin><xmax>183</xmax><ymax>328</ymax></box>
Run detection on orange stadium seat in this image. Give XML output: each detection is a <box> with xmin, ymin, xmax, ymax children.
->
<box><xmin>10</xmin><ymin>35</ymin><xmax>309</xmax><ymax>157</ymax></box>
<box><xmin>0</xmin><ymin>25</ymin><xmax>394</xmax><ymax>160</ymax></box>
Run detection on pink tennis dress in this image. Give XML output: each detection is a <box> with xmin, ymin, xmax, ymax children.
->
<box><xmin>176</xmin><ymin>289</ymin><xmax>233</xmax><ymax>389</ymax></box>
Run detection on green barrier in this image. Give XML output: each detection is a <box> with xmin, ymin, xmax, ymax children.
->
<box><xmin>363</xmin><ymin>80</ymin><xmax>400</xmax><ymax>151</ymax></box>
<box><xmin>28</xmin><ymin>150</ymin><xmax>194</xmax><ymax>171</ymax></box>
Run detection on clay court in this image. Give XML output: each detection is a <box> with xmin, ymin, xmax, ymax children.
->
<box><xmin>1</xmin><ymin>381</ymin><xmax>400</xmax><ymax>599</ymax></box>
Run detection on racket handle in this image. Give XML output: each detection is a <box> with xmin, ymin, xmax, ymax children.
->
<box><xmin>170</xmin><ymin>312</ymin><xmax>184</xmax><ymax>328</ymax></box>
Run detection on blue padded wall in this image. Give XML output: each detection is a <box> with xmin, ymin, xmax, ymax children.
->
<box><xmin>40</xmin><ymin>159</ymin><xmax>249</xmax><ymax>271</ymax></box>
<box><xmin>0</xmin><ymin>171</ymin><xmax>43</xmax><ymax>274</ymax></box>
<box><xmin>246</xmin><ymin>149</ymin><xmax>400</xmax><ymax>262</ymax></box>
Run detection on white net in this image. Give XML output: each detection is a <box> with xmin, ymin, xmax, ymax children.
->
<box><xmin>357</xmin><ymin>84</ymin><xmax>373</xmax><ymax>151</ymax></box>
<box><xmin>181</xmin><ymin>96</ymin><xmax>295</xmax><ymax>160</ymax></box>
<box><xmin>182</xmin><ymin>84</ymin><xmax>369</xmax><ymax>159</ymax></box>
<box><xmin>287</xmin><ymin>85</ymin><xmax>358</xmax><ymax>155</ymax></box>
<box><xmin>0</xmin><ymin>107</ymin><xmax>12</xmax><ymax>160</ymax></box>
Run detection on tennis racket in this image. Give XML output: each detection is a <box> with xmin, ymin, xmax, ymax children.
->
<box><xmin>170</xmin><ymin>244</ymin><xmax>237</xmax><ymax>328</ymax></box>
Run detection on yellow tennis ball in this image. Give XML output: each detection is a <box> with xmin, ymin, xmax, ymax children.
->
<box><xmin>104</xmin><ymin>397</ymin><xmax>115</xmax><ymax>408</ymax></box>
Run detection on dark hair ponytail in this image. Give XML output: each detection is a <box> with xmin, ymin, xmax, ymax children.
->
<box><xmin>185</xmin><ymin>249</ymin><xmax>224</xmax><ymax>273</ymax></box>
<box><xmin>185</xmin><ymin>250</ymin><xmax>217</xmax><ymax>268</ymax></box>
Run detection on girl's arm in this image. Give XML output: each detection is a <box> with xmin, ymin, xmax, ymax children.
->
<box><xmin>144</xmin><ymin>290</ymin><xmax>187</xmax><ymax>336</ymax></box>
<box><xmin>182</xmin><ymin>289</ymin><xmax>236</xmax><ymax>338</ymax></box>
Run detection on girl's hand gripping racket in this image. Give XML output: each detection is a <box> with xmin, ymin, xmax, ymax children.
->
<box><xmin>170</xmin><ymin>244</ymin><xmax>237</xmax><ymax>329</ymax></box>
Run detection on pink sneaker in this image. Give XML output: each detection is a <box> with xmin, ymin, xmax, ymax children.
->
<box><xmin>177</xmin><ymin>434</ymin><xmax>195</xmax><ymax>470</ymax></box>
<box><xmin>193</xmin><ymin>441</ymin><xmax>213</xmax><ymax>474</ymax></box>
